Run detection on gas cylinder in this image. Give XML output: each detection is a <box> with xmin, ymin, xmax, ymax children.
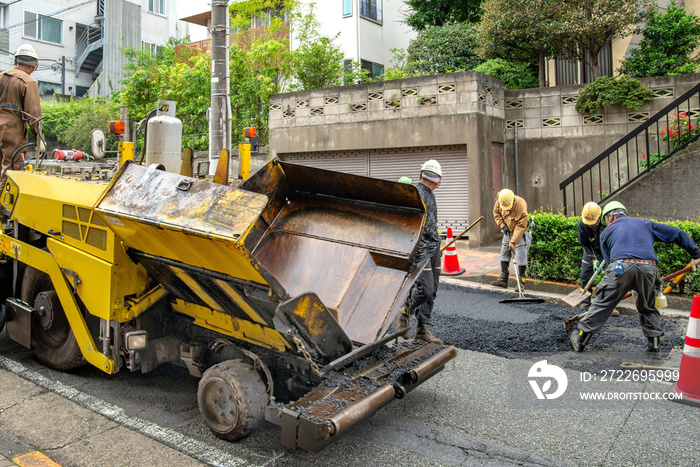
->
<box><xmin>53</xmin><ymin>149</ymin><xmax>84</xmax><ymax>161</ymax></box>
<box><xmin>144</xmin><ymin>100</ymin><xmax>182</xmax><ymax>173</ymax></box>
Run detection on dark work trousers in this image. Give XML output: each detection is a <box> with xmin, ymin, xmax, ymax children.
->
<box><xmin>406</xmin><ymin>247</ymin><xmax>442</xmax><ymax>326</ymax></box>
<box><xmin>579</xmin><ymin>253</ymin><xmax>597</xmax><ymax>308</ymax></box>
<box><xmin>578</xmin><ymin>262</ymin><xmax>662</xmax><ymax>337</ymax></box>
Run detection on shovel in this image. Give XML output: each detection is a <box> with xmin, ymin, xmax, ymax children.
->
<box><xmin>499</xmin><ymin>253</ymin><xmax>545</xmax><ymax>304</ymax></box>
<box><xmin>561</xmin><ymin>260</ymin><xmax>606</xmax><ymax>307</ymax></box>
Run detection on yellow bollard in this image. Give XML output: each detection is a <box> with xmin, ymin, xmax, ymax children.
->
<box><xmin>238</xmin><ymin>143</ymin><xmax>251</xmax><ymax>180</ymax></box>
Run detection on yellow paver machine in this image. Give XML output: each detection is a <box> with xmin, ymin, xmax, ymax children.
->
<box><xmin>0</xmin><ymin>159</ymin><xmax>456</xmax><ymax>451</ymax></box>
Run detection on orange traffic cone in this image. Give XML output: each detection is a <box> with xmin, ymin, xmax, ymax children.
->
<box><xmin>442</xmin><ymin>227</ymin><xmax>465</xmax><ymax>276</ymax></box>
<box><xmin>673</xmin><ymin>294</ymin><xmax>700</xmax><ymax>407</ymax></box>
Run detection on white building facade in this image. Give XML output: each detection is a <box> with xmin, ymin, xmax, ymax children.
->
<box><xmin>0</xmin><ymin>0</ymin><xmax>186</xmax><ymax>98</ymax></box>
<box><xmin>181</xmin><ymin>0</ymin><xmax>416</xmax><ymax>80</ymax></box>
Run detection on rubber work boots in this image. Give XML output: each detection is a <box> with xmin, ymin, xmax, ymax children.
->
<box><xmin>490</xmin><ymin>261</ymin><xmax>510</xmax><ymax>288</ymax></box>
<box><xmin>570</xmin><ymin>330</ymin><xmax>592</xmax><ymax>352</ymax></box>
<box><xmin>397</xmin><ymin>306</ymin><xmax>411</xmax><ymax>339</ymax></box>
<box><xmin>646</xmin><ymin>335</ymin><xmax>661</xmax><ymax>353</ymax></box>
<box><xmin>415</xmin><ymin>323</ymin><xmax>443</xmax><ymax>345</ymax></box>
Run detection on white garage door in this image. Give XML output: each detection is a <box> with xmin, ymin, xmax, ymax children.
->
<box><xmin>282</xmin><ymin>150</ymin><xmax>368</xmax><ymax>176</ymax></box>
<box><xmin>280</xmin><ymin>145</ymin><xmax>468</xmax><ymax>234</ymax></box>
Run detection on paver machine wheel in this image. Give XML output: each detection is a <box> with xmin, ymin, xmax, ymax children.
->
<box><xmin>21</xmin><ymin>265</ymin><xmax>85</xmax><ymax>371</ymax></box>
<box><xmin>197</xmin><ymin>359</ymin><xmax>268</xmax><ymax>441</ymax></box>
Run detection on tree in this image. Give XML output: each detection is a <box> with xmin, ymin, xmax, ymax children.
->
<box><xmin>477</xmin><ymin>0</ymin><xmax>563</xmax><ymax>87</ymax></box>
<box><xmin>406</xmin><ymin>23</ymin><xmax>483</xmax><ymax>76</ymax></box>
<box><xmin>557</xmin><ymin>0</ymin><xmax>653</xmax><ymax>80</ymax></box>
<box><xmin>619</xmin><ymin>3</ymin><xmax>700</xmax><ymax>78</ymax></box>
<box><xmin>404</xmin><ymin>0</ymin><xmax>483</xmax><ymax>30</ymax></box>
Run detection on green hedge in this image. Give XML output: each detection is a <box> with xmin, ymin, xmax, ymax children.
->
<box><xmin>528</xmin><ymin>211</ymin><xmax>700</xmax><ymax>296</ymax></box>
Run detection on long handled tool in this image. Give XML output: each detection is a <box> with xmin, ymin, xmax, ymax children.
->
<box><xmin>561</xmin><ymin>260</ymin><xmax>606</xmax><ymax>307</ymax></box>
<box><xmin>564</xmin><ymin>263</ymin><xmax>692</xmax><ymax>331</ymax></box>
<box><xmin>499</xmin><ymin>253</ymin><xmax>545</xmax><ymax>304</ymax></box>
<box><xmin>440</xmin><ymin>216</ymin><xmax>484</xmax><ymax>253</ymax></box>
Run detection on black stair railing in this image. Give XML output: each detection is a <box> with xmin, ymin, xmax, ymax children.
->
<box><xmin>560</xmin><ymin>82</ymin><xmax>700</xmax><ymax>215</ymax></box>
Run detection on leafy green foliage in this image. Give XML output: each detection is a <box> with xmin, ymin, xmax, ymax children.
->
<box><xmin>575</xmin><ymin>76</ymin><xmax>653</xmax><ymax>115</ymax></box>
<box><xmin>474</xmin><ymin>59</ymin><xmax>539</xmax><ymax>90</ymax></box>
<box><xmin>406</xmin><ymin>23</ymin><xmax>483</xmax><ymax>75</ymax></box>
<box><xmin>477</xmin><ymin>0</ymin><xmax>563</xmax><ymax>87</ymax></box>
<box><xmin>528</xmin><ymin>211</ymin><xmax>700</xmax><ymax>296</ymax></box>
<box><xmin>619</xmin><ymin>4</ymin><xmax>700</xmax><ymax>78</ymax></box>
<box><xmin>404</xmin><ymin>0</ymin><xmax>483</xmax><ymax>30</ymax></box>
<box><xmin>42</xmin><ymin>97</ymin><xmax>121</xmax><ymax>155</ymax></box>
<box><xmin>528</xmin><ymin>212</ymin><xmax>583</xmax><ymax>283</ymax></box>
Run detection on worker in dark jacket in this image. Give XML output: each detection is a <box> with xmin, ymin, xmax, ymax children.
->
<box><xmin>0</xmin><ymin>44</ymin><xmax>44</xmax><ymax>189</ymax></box>
<box><xmin>577</xmin><ymin>202</ymin><xmax>606</xmax><ymax>309</ymax></box>
<box><xmin>398</xmin><ymin>160</ymin><xmax>443</xmax><ymax>344</ymax></box>
<box><xmin>571</xmin><ymin>201</ymin><xmax>700</xmax><ymax>352</ymax></box>
<box><xmin>491</xmin><ymin>189</ymin><xmax>531</xmax><ymax>289</ymax></box>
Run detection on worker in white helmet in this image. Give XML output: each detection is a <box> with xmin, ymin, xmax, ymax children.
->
<box><xmin>0</xmin><ymin>44</ymin><xmax>44</xmax><ymax>189</ymax></box>
<box><xmin>398</xmin><ymin>159</ymin><xmax>444</xmax><ymax>344</ymax></box>
<box><xmin>491</xmin><ymin>188</ymin><xmax>531</xmax><ymax>289</ymax></box>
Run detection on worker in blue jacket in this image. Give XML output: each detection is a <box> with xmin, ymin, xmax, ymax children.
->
<box><xmin>571</xmin><ymin>201</ymin><xmax>700</xmax><ymax>353</ymax></box>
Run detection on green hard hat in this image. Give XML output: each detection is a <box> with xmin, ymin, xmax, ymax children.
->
<box><xmin>398</xmin><ymin>176</ymin><xmax>412</xmax><ymax>184</ymax></box>
<box><xmin>601</xmin><ymin>201</ymin><xmax>627</xmax><ymax>225</ymax></box>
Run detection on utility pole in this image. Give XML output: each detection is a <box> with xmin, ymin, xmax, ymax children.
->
<box><xmin>210</xmin><ymin>0</ymin><xmax>231</xmax><ymax>173</ymax></box>
<box><xmin>61</xmin><ymin>56</ymin><xmax>66</xmax><ymax>95</ymax></box>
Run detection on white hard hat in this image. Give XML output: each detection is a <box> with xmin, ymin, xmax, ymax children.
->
<box><xmin>420</xmin><ymin>159</ymin><xmax>442</xmax><ymax>181</ymax></box>
<box><xmin>15</xmin><ymin>44</ymin><xmax>38</xmax><ymax>60</ymax></box>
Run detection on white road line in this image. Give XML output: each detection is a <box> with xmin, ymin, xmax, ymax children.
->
<box><xmin>0</xmin><ymin>356</ymin><xmax>251</xmax><ymax>467</ymax></box>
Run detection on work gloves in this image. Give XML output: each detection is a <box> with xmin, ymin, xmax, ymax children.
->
<box><xmin>593</xmin><ymin>260</ymin><xmax>601</xmax><ymax>270</ymax></box>
<box><xmin>501</xmin><ymin>226</ymin><xmax>510</xmax><ymax>236</ymax></box>
<box><xmin>692</xmin><ymin>257</ymin><xmax>700</xmax><ymax>271</ymax></box>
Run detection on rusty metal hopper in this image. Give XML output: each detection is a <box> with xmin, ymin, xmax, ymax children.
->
<box><xmin>240</xmin><ymin>160</ymin><xmax>426</xmax><ymax>345</ymax></box>
<box><xmin>95</xmin><ymin>160</ymin><xmax>426</xmax><ymax>355</ymax></box>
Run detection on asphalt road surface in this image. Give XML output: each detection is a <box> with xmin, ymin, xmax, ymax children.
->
<box><xmin>0</xmin><ymin>283</ymin><xmax>693</xmax><ymax>466</ymax></box>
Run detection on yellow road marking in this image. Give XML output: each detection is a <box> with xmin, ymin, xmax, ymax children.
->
<box><xmin>13</xmin><ymin>451</ymin><xmax>61</xmax><ymax>467</ymax></box>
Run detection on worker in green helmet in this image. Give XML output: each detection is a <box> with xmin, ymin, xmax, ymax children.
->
<box><xmin>571</xmin><ymin>201</ymin><xmax>700</xmax><ymax>353</ymax></box>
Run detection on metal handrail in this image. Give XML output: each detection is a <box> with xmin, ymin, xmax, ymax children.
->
<box><xmin>560</xmin><ymin>81</ymin><xmax>700</xmax><ymax>215</ymax></box>
<box><xmin>75</xmin><ymin>23</ymin><xmax>104</xmax><ymax>76</ymax></box>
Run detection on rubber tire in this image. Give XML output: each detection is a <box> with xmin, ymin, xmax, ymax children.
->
<box><xmin>197</xmin><ymin>359</ymin><xmax>267</xmax><ymax>441</ymax></box>
<box><xmin>21</xmin><ymin>265</ymin><xmax>85</xmax><ymax>371</ymax></box>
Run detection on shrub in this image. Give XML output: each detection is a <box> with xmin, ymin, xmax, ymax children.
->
<box><xmin>406</xmin><ymin>23</ymin><xmax>484</xmax><ymax>75</ymax></box>
<box><xmin>575</xmin><ymin>75</ymin><xmax>653</xmax><ymax>115</ymax></box>
<box><xmin>528</xmin><ymin>211</ymin><xmax>700</xmax><ymax>296</ymax></box>
<box><xmin>474</xmin><ymin>59</ymin><xmax>539</xmax><ymax>90</ymax></box>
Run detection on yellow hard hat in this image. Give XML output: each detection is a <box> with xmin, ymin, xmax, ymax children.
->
<box><xmin>497</xmin><ymin>189</ymin><xmax>514</xmax><ymax>210</ymax></box>
<box><xmin>581</xmin><ymin>202</ymin><xmax>602</xmax><ymax>225</ymax></box>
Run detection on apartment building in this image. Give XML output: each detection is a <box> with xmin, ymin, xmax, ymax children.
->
<box><xmin>181</xmin><ymin>0</ymin><xmax>416</xmax><ymax>80</ymax></box>
<box><xmin>0</xmin><ymin>0</ymin><xmax>186</xmax><ymax>98</ymax></box>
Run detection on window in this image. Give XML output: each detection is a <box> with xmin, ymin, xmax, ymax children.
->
<box><xmin>24</xmin><ymin>11</ymin><xmax>63</xmax><ymax>45</ymax></box>
<box><xmin>148</xmin><ymin>0</ymin><xmax>165</xmax><ymax>15</ymax></box>
<box><xmin>38</xmin><ymin>81</ymin><xmax>61</xmax><ymax>96</ymax></box>
<box><xmin>343</xmin><ymin>0</ymin><xmax>352</xmax><ymax>17</ymax></box>
<box><xmin>142</xmin><ymin>41</ymin><xmax>163</xmax><ymax>55</ymax></box>
<box><xmin>361</xmin><ymin>59</ymin><xmax>383</xmax><ymax>79</ymax></box>
<box><xmin>360</xmin><ymin>0</ymin><xmax>382</xmax><ymax>22</ymax></box>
